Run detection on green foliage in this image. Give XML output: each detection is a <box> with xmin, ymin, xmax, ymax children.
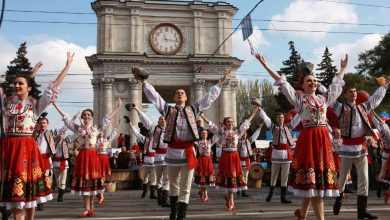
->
<box><xmin>1</xmin><ymin>42</ymin><xmax>41</xmax><ymax>99</ymax></box>
<box><xmin>356</xmin><ymin>33</ymin><xmax>390</xmax><ymax>78</ymax></box>
<box><xmin>316</xmin><ymin>47</ymin><xmax>338</xmax><ymax>87</ymax></box>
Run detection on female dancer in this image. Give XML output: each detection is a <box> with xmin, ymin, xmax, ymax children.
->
<box><xmin>52</xmin><ymin>98</ymin><xmax>122</xmax><ymax>217</ymax></box>
<box><xmin>194</xmin><ymin>128</ymin><xmax>218</xmax><ymax>202</ymax></box>
<box><xmin>96</xmin><ymin>119</ymin><xmax>120</xmax><ymax>204</ymax></box>
<box><xmin>0</xmin><ymin>52</ymin><xmax>74</xmax><ymax>220</ymax></box>
<box><xmin>201</xmin><ymin>106</ymin><xmax>259</xmax><ymax>211</ymax></box>
<box><xmin>255</xmin><ymin>52</ymin><xmax>348</xmax><ymax>220</ymax></box>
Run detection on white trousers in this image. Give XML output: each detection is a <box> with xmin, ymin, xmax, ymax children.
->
<box><xmin>142</xmin><ymin>166</ymin><xmax>157</xmax><ymax>185</ymax></box>
<box><xmin>156</xmin><ymin>165</ymin><xmax>169</xmax><ymax>190</ymax></box>
<box><xmin>167</xmin><ymin>165</ymin><xmax>194</xmax><ymax>204</ymax></box>
<box><xmin>338</xmin><ymin>157</ymin><xmax>368</xmax><ymax>196</ymax></box>
<box><xmin>53</xmin><ymin>169</ymin><xmax>68</xmax><ymax>190</ymax></box>
<box><xmin>270</xmin><ymin>163</ymin><xmax>290</xmax><ymax>187</ymax></box>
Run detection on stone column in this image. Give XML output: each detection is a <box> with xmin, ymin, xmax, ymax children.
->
<box><xmin>103</xmin><ymin>77</ymin><xmax>114</xmax><ymax>135</ymax></box>
<box><xmin>91</xmin><ymin>79</ymin><xmax>101</xmax><ymax>122</ymax></box>
<box><xmin>128</xmin><ymin>79</ymin><xmax>142</xmax><ymax>146</ymax></box>
<box><xmin>193</xmin><ymin>79</ymin><xmax>205</xmax><ymax>102</ymax></box>
<box><xmin>219</xmin><ymin>81</ymin><xmax>230</xmax><ymax>122</ymax></box>
<box><xmin>230</xmin><ymin>79</ymin><xmax>238</xmax><ymax>123</ymax></box>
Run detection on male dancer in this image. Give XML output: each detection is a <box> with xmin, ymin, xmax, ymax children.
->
<box><xmin>258</xmin><ymin>108</ymin><xmax>300</xmax><ymax>204</ymax></box>
<box><xmin>34</xmin><ymin>116</ymin><xmax>56</xmax><ymax>211</ymax></box>
<box><xmin>132</xmin><ymin>67</ymin><xmax>231</xmax><ymax>220</ymax></box>
<box><xmin>52</xmin><ymin>126</ymin><xmax>69</xmax><ymax>202</ymax></box>
<box><xmin>131</xmin><ymin>105</ymin><xmax>170</xmax><ymax>207</ymax></box>
<box><xmin>332</xmin><ymin>77</ymin><xmax>390</xmax><ymax>219</ymax></box>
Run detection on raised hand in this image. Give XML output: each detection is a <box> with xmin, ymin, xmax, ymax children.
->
<box><xmin>66</xmin><ymin>52</ymin><xmax>75</xmax><ymax>66</ymax></box>
<box><xmin>219</xmin><ymin>68</ymin><xmax>232</xmax><ymax>84</ymax></box>
<box><xmin>117</xmin><ymin>98</ymin><xmax>123</xmax><ymax>107</ymax></box>
<box><xmin>31</xmin><ymin>61</ymin><xmax>43</xmax><ymax>78</ymax></box>
<box><xmin>255</xmin><ymin>53</ymin><xmax>267</xmax><ymax>67</ymax></box>
<box><xmin>340</xmin><ymin>54</ymin><xmax>348</xmax><ymax>69</ymax></box>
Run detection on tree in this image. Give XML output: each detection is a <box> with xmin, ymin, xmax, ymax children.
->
<box><xmin>1</xmin><ymin>42</ymin><xmax>41</xmax><ymax>99</ymax></box>
<box><xmin>356</xmin><ymin>33</ymin><xmax>390</xmax><ymax>78</ymax></box>
<box><xmin>316</xmin><ymin>47</ymin><xmax>338</xmax><ymax>87</ymax></box>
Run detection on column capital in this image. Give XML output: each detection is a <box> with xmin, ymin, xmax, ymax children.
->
<box><xmin>128</xmin><ymin>78</ymin><xmax>142</xmax><ymax>89</ymax></box>
<box><xmin>229</xmin><ymin>79</ymin><xmax>239</xmax><ymax>91</ymax></box>
<box><xmin>102</xmin><ymin>77</ymin><xmax>115</xmax><ymax>88</ymax></box>
<box><xmin>91</xmin><ymin>79</ymin><xmax>100</xmax><ymax>89</ymax></box>
<box><xmin>193</xmin><ymin>79</ymin><xmax>206</xmax><ymax>89</ymax></box>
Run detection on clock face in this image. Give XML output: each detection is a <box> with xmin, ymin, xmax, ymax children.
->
<box><xmin>149</xmin><ymin>23</ymin><xmax>183</xmax><ymax>55</ymax></box>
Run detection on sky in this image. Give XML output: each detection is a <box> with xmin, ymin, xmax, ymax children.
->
<box><xmin>0</xmin><ymin>0</ymin><xmax>389</xmax><ymax>129</ymax></box>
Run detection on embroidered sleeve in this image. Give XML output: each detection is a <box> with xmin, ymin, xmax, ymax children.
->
<box><xmin>327</xmin><ymin>76</ymin><xmax>345</xmax><ymax>106</ymax></box>
<box><xmin>57</xmin><ymin>125</ymin><xmax>68</xmax><ymax>136</ymax></box>
<box><xmin>274</xmin><ymin>75</ymin><xmax>299</xmax><ymax>107</ymax></box>
<box><xmin>138</xmin><ymin>111</ymin><xmax>154</xmax><ymax>131</ymax></box>
<box><xmin>62</xmin><ymin>114</ymin><xmax>79</xmax><ymax>133</ymax></box>
<box><xmin>194</xmin><ymin>83</ymin><xmax>222</xmax><ymax>113</ymax></box>
<box><xmin>37</xmin><ymin>82</ymin><xmax>61</xmax><ymax>116</ymax></box>
<box><xmin>107</xmin><ymin>128</ymin><xmax>119</xmax><ymax>143</ymax></box>
<box><xmin>206</xmin><ymin>121</ymin><xmax>219</xmax><ymax>136</ymax></box>
<box><xmin>249</xmin><ymin>127</ymin><xmax>261</xmax><ymax>143</ymax></box>
<box><xmin>259</xmin><ymin>109</ymin><xmax>272</xmax><ymax>129</ymax></box>
<box><xmin>143</xmin><ymin>82</ymin><xmax>167</xmax><ymax>115</ymax></box>
<box><xmin>210</xmin><ymin>134</ymin><xmax>220</xmax><ymax>145</ymax></box>
<box><xmin>288</xmin><ymin>114</ymin><xmax>301</xmax><ymax>130</ymax></box>
<box><xmin>129</xmin><ymin>123</ymin><xmax>145</xmax><ymax>143</ymax></box>
<box><xmin>364</xmin><ymin>85</ymin><xmax>388</xmax><ymax>111</ymax></box>
<box><xmin>100</xmin><ymin>115</ymin><xmax>112</xmax><ymax>132</ymax></box>
<box><xmin>238</xmin><ymin>119</ymin><xmax>251</xmax><ymax>137</ymax></box>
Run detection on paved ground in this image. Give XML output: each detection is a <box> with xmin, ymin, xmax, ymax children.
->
<box><xmin>33</xmin><ymin>187</ymin><xmax>390</xmax><ymax>219</ymax></box>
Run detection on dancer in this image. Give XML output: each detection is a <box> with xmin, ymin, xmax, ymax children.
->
<box><xmin>372</xmin><ymin>112</ymin><xmax>390</xmax><ymax>204</ymax></box>
<box><xmin>52</xmin><ymin>98</ymin><xmax>122</xmax><ymax>218</ymax></box>
<box><xmin>332</xmin><ymin>78</ymin><xmax>390</xmax><ymax>220</ymax></box>
<box><xmin>202</xmin><ymin>105</ymin><xmax>259</xmax><ymax>211</ymax></box>
<box><xmin>96</xmin><ymin>119</ymin><xmax>120</xmax><ymax>205</ymax></box>
<box><xmin>130</xmin><ymin>105</ymin><xmax>170</xmax><ymax>207</ymax></box>
<box><xmin>258</xmin><ymin>109</ymin><xmax>300</xmax><ymax>204</ymax></box>
<box><xmin>33</xmin><ymin>116</ymin><xmax>56</xmax><ymax>211</ymax></box>
<box><xmin>0</xmin><ymin>52</ymin><xmax>73</xmax><ymax>220</ymax></box>
<box><xmin>128</xmin><ymin>113</ymin><xmax>158</xmax><ymax>200</ymax></box>
<box><xmin>132</xmin><ymin>67</ymin><xmax>231</xmax><ymax>220</ymax></box>
<box><xmin>237</xmin><ymin>115</ymin><xmax>262</xmax><ymax>198</ymax></box>
<box><xmin>194</xmin><ymin>128</ymin><xmax>218</xmax><ymax>202</ymax></box>
<box><xmin>255</xmin><ymin>52</ymin><xmax>348</xmax><ymax>220</ymax></box>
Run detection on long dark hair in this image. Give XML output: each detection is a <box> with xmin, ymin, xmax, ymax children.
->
<box><xmin>14</xmin><ymin>74</ymin><xmax>41</xmax><ymax>99</ymax></box>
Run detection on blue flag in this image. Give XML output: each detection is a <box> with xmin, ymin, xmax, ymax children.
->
<box><xmin>241</xmin><ymin>14</ymin><xmax>253</xmax><ymax>41</ymax></box>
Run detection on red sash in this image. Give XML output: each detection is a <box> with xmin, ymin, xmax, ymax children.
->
<box><xmin>342</xmin><ymin>137</ymin><xmax>371</xmax><ymax>164</ymax></box>
<box><xmin>240</xmin><ymin>156</ymin><xmax>251</xmax><ymax>170</ymax></box>
<box><xmin>273</xmin><ymin>143</ymin><xmax>293</xmax><ymax>161</ymax></box>
<box><xmin>41</xmin><ymin>153</ymin><xmax>51</xmax><ymax>170</ymax></box>
<box><xmin>145</xmin><ymin>152</ymin><xmax>156</xmax><ymax>157</ymax></box>
<box><xmin>169</xmin><ymin>138</ymin><xmax>197</xmax><ymax>170</ymax></box>
<box><xmin>156</xmin><ymin>147</ymin><xmax>168</xmax><ymax>154</ymax></box>
<box><xmin>53</xmin><ymin>157</ymin><xmax>66</xmax><ymax>171</ymax></box>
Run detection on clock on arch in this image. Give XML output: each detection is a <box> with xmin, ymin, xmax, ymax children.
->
<box><xmin>149</xmin><ymin>23</ymin><xmax>184</xmax><ymax>55</ymax></box>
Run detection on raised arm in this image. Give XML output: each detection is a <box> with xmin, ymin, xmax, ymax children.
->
<box><xmin>128</xmin><ymin>122</ymin><xmax>145</xmax><ymax>143</ymax></box>
<box><xmin>288</xmin><ymin>113</ymin><xmax>301</xmax><ymax>130</ymax></box>
<box><xmin>254</xmin><ymin>52</ymin><xmax>282</xmax><ymax>81</ymax></box>
<box><xmin>53</xmin><ymin>102</ymin><xmax>79</xmax><ymax>133</ymax></box>
<box><xmin>336</xmin><ymin>54</ymin><xmax>348</xmax><ymax>79</ymax></box>
<box><xmin>132</xmin><ymin>105</ymin><xmax>153</xmax><ymax>131</ymax></box>
<box><xmin>108</xmin><ymin>98</ymin><xmax>123</xmax><ymax>119</ymax></box>
<box><xmin>249</xmin><ymin>122</ymin><xmax>263</xmax><ymax>143</ymax></box>
<box><xmin>258</xmin><ymin>108</ymin><xmax>272</xmax><ymax>129</ymax></box>
<box><xmin>107</xmin><ymin>120</ymin><xmax>120</xmax><ymax>143</ymax></box>
<box><xmin>200</xmin><ymin>113</ymin><xmax>219</xmax><ymax>134</ymax></box>
<box><xmin>52</xmin><ymin>52</ymin><xmax>74</xmax><ymax>88</ymax></box>
<box><xmin>238</xmin><ymin>106</ymin><xmax>259</xmax><ymax>136</ymax></box>
<box><xmin>364</xmin><ymin>79</ymin><xmax>390</xmax><ymax>111</ymax></box>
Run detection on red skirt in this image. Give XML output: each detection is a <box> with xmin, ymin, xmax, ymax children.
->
<box><xmin>288</xmin><ymin>127</ymin><xmax>339</xmax><ymax>197</ymax></box>
<box><xmin>194</xmin><ymin>156</ymin><xmax>215</xmax><ymax>187</ymax></box>
<box><xmin>98</xmin><ymin>154</ymin><xmax>111</xmax><ymax>182</ymax></box>
<box><xmin>0</xmin><ymin>136</ymin><xmax>53</xmax><ymax>209</ymax></box>
<box><xmin>72</xmin><ymin>149</ymin><xmax>104</xmax><ymax>196</ymax></box>
<box><xmin>333</xmin><ymin>153</ymin><xmax>340</xmax><ymax>172</ymax></box>
<box><xmin>216</xmin><ymin>151</ymin><xmax>247</xmax><ymax>192</ymax></box>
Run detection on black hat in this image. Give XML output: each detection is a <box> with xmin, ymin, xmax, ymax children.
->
<box><xmin>131</xmin><ymin>67</ymin><xmax>149</xmax><ymax>80</ymax></box>
<box><xmin>298</xmin><ymin>62</ymin><xmax>314</xmax><ymax>74</ymax></box>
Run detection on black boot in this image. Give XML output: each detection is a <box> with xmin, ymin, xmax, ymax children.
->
<box><xmin>37</xmin><ymin>203</ymin><xmax>44</xmax><ymax>211</ymax></box>
<box><xmin>357</xmin><ymin>195</ymin><xmax>377</xmax><ymax>219</ymax></box>
<box><xmin>141</xmin><ymin>184</ymin><xmax>148</xmax><ymax>198</ymax></box>
<box><xmin>333</xmin><ymin>193</ymin><xmax>343</xmax><ymax>215</ymax></box>
<box><xmin>157</xmin><ymin>188</ymin><xmax>162</xmax><ymax>205</ymax></box>
<box><xmin>236</xmin><ymin>191</ymin><xmax>240</xmax><ymax>196</ymax></box>
<box><xmin>176</xmin><ymin>202</ymin><xmax>188</xmax><ymax>220</ymax></box>
<box><xmin>1</xmin><ymin>206</ymin><xmax>12</xmax><ymax>220</ymax></box>
<box><xmin>241</xmin><ymin>190</ymin><xmax>250</xmax><ymax>197</ymax></box>
<box><xmin>57</xmin><ymin>189</ymin><xmax>65</xmax><ymax>202</ymax></box>
<box><xmin>150</xmin><ymin>185</ymin><xmax>157</xmax><ymax>199</ymax></box>
<box><xmin>169</xmin><ymin>196</ymin><xmax>178</xmax><ymax>220</ymax></box>
<box><xmin>377</xmin><ymin>182</ymin><xmax>383</xmax><ymax>198</ymax></box>
<box><xmin>280</xmin><ymin>187</ymin><xmax>291</xmax><ymax>204</ymax></box>
<box><xmin>161</xmin><ymin>190</ymin><xmax>171</xmax><ymax>207</ymax></box>
<box><xmin>266</xmin><ymin>186</ymin><xmax>274</xmax><ymax>202</ymax></box>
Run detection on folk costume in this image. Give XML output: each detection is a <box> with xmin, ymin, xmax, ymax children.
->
<box><xmin>259</xmin><ymin>110</ymin><xmax>300</xmax><ymax>203</ymax></box>
<box><xmin>207</xmin><ymin>120</ymin><xmax>251</xmax><ymax>192</ymax></box>
<box><xmin>96</xmin><ymin>129</ymin><xmax>118</xmax><ymax>184</ymax></box>
<box><xmin>194</xmin><ymin>137</ymin><xmax>217</xmax><ymax>188</ymax></box>
<box><xmin>62</xmin><ymin>114</ymin><xmax>111</xmax><ymax>196</ymax></box>
<box><xmin>143</xmin><ymin>81</ymin><xmax>222</xmax><ymax>220</ymax></box>
<box><xmin>0</xmin><ymin>84</ymin><xmax>58</xmax><ymax>209</ymax></box>
<box><xmin>137</xmin><ymin>110</ymin><xmax>170</xmax><ymax>207</ymax></box>
<box><xmin>129</xmin><ymin>123</ymin><xmax>157</xmax><ymax>200</ymax></box>
<box><xmin>276</xmin><ymin>75</ymin><xmax>344</xmax><ymax>198</ymax></box>
<box><xmin>332</xmin><ymin>84</ymin><xmax>388</xmax><ymax>219</ymax></box>
<box><xmin>237</xmin><ymin>126</ymin><xmax>261</xmax><ymax>197</ymax></box>
<box><xmin>52</xmin><ymin>126</ymin><xmax>69</xmax><ymax>202</ymax></box>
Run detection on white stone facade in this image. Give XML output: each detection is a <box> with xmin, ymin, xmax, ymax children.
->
<box><xmin>87</xmin><ymin>0</ymin><xmax>242</xmax><ymax>145</ymax></box>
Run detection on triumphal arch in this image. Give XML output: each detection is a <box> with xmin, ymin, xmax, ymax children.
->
<box><xmin>86</xmin><ymin>0</ymin><xmax>242</xmax><ymax>143</ymax></box>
